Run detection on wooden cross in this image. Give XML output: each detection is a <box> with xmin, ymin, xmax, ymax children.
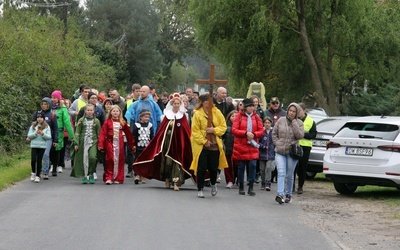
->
<box><xmin>196</xmin><ymin>64</ymin><xmax>228</xmax><ymax>143</ymax></box>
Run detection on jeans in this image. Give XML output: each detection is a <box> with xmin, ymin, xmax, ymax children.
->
<box><xmin>275</xmin><ymin>152</ymin><xmax>298</xmax><ymax>197</ymax></box>
<box><xmin>238</xmin><ymin>160</ymin><xmax>256</xmax><ymax>183</ymax></box>
<box><xmin>42</xmin><ymin>140</ymin><xmax>53</xmax><ymax>174</ymax></box>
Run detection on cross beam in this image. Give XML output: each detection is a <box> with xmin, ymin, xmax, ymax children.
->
<box><xmin>196</xmin><ymin>64</ymin><xmax>228</xmax><ymax>142</ymax></box>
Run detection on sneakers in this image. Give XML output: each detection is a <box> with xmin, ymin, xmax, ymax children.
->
<box><xmin>275</xmin><ymin>195</ymin><xmax>284</xmax><ymax>204</ymax></box>
<box><xmin>226</xmin><ymin>182</ymin><xmax>233</xmax><ymax>189</ymax></box>
<box><xmin>52</xmin><ymin>172</ymin><xmax>57</xmax><ymax>177</ymax></box>
<box><xmin>197</xmin><ymin>189</ymin><xmax>205</xmax><ymax>198</ymax></box>
<box><xmin>57</xmin><ymin>166</ymin><xmax>63</xmax><ymax>173</ymax></box>
<box><xmin>134</xmin><ymin>176</ymin><xmax>140</xmax><ymax>185</ymax></box>
<box><xmin>211</xmin><ymin>185</ymin><xmax>217</xmax><ymax>196</ymax></box>
<box><xmin>30</xmin><ymin>173</ymin><xmax>36</xmax><ymax>181</ymax></box>
<box><xmin>126</xmin><ymin>171</ymin><xmax>133</xmax><ymax>178</ymax></box>
<box><xmin>298</xmin><ymin>187</ymin><xmax>303</xmax><ymax>194</ymax></box>
<box><xmin>34</xmin><ymin>176</ymin><xmax>40</xmax><ymax>183</ymax></box>
<box><xmin>105</xmin><ymin>180</ymin><xmax>112</xmax><ymax>185</ymax></box>
<box><xmin>285</xmin><ymin>195</ymin><xmax>292</xmax><ymax>204</ymax></box>
<box><xmin>93</xmin><ymin>173</ymin><xmax>97</xmax><ymax>180</ymax></box>
<box><xmin>89</xmin><ymin>175</ymin><xmax>95</xmax><ymax>184</ymax></box>
<box><xmin>265</xmin><ymin>182</ymin><xmax>271</xmax><ymax>191</ymax></box>
<box><xmin>82</xmin><ymin>177</ymin><xmax>88</xmax><ymax>184</ymax></box>
<box><xmin>216</xmin><ymin>176</ymin><xmax>221</xmax><ymax>183</ymax></box>
<box><xmin>255</xmin><ymin>174</ymin><xmax>260</xmax><ymax>184</ymax></box>
<box><xmin>43</xmin><ymin>174</ymin><xmax>49</xmax><ymax>180</ymax></box>
<box><xmin>113</xmin><ymin>181</ymin><xmax>120</xmax><ymax>184</ymax></box>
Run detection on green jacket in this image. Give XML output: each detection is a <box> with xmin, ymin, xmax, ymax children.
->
<box><xmin>53</xmin><ymin>104</ymin><xmax>74</xmax><ymax>150</ymax></box>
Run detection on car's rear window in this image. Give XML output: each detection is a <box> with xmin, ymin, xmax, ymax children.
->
<box><xmin>317</xmin><ymin>119</ymin><xmax>348</xmax><ymax>132</ymax></box>
<box><xmin>335</xmin><ymin>122</ymin><xmax>400</xmax><ymax>141</ymax></box>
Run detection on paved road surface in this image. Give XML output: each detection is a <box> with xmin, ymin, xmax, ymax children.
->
<box><xmin>0</xmin><ymin>162</ymin><xmax>339</xmax><ymax>250</ymax></box>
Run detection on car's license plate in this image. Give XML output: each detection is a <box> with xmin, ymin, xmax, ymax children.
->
<box><xmin>345</xmin><ymin>147</ymin><xmax>373</xmax><ymax>156</ymax></box>
<box><xmin>312</xmin><ymin>140</ymin><xmax>327</xmax><ymax>147</ymax></box>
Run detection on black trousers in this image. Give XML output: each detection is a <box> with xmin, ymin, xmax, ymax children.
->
<box><xmin>31</xmin><ymin>148</ymin><xmax>45</xmax><ymax>177</ymax></box>
<box><xmin>50</xmin><ymin>146</ymin><xmax>59</xmax><ymax>173</ymax></box>
<box><xmin>58</xmin><ymin>137</ymin><xmax>69</xmax><ymax>168</ymax></box>
<box><xmin>296</xmin><ymin>146</ymin><xmax>312</xmax><ymax>188</ymax></box>
<box><xmin>197</xmin><ymin>149</ymin><xmax>219</xmax><ymax>191</ymax></box>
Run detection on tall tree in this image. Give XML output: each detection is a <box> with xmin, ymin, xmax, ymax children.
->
<box><xmin>190</xmin><ymin>0</ymin><xmax>400</xmax><ymax>115</ymax></box>
<box><xmin>85</xmin><ymin>0</ymin><xmax>162</xmax><ymax>88</ymax></box>
<box><xmin>153</xmin><ymin>0</ymin><xmax>196</xmax><ymax>78</ymax></box>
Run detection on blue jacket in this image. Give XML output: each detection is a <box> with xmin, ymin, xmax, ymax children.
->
<box><xmin>125</xmin><ymin>95</ymin><xmax>162</xmax><ymax>133</ymax></box>
<box><xmin>258</xmin><ymin>129</ymin><xmax>275</xmax><ymax>161</ymax></box>
<box><xmin>28</xmin><ymin>124</ymin><xmax>52</xmax><ymax>149</ymax></box>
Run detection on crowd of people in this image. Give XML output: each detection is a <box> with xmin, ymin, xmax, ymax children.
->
<box><xmin>27</xmin><ymin>83</ymin><xmax>317</xmax><ymax>204</ymax></box>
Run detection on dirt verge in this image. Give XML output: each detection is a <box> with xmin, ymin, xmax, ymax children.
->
<box><xmin>296</xmin><ymin>179</ymin><xmax>400</xmax><ymax>249</ymax></box>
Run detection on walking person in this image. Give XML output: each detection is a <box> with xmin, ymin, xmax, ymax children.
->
<box><xmin>27</xmin><ymin>98</ymin><xmax>58</xmax><ymax>179</ymax></box>
<box><xmin>190</xmin><ymin>94</ymin><xmax>228</xmax><ymax>198</ymax></box>
<box><xmin>232</xmin><ymin>98</ymin><xmax>264</xmax><ymax>196</ymax></box>
<box><xmin>98</xmin><ymin>105</ymin><xmax>135</xmax><ymax>184</ymax></box>
<box><xmin>58</xmin><ymin>98</ymin><xmax>74</xmax><ymax>170</ymax></box>
<box><xmin>250</xmin><ymin>95</ymin><xmax>265</xmax><ymax>183</ymax></box>
<box><xmin>131</xmin><ymin>109</ymin><xmax>154</xmax><ymax>184</ymax></box>
<box><xmin>295</xmin><ymin>103</ymin><xmax>317</xmax><ymax>194</ymax></box>
<box><xmin>272</xmin><ymin>103</ymin><xmax>304</xmax><ymax>204</ymax></box>
<box><xmin>223</xmin><ymin>110</ymin><xmax>238</xmax><ymax>188</ymax></box>
<box><xmin>258</xmin><ymin>116</ymin><xmax>275</xmax><ymax>191</ymax></box>
<box><xmin>133</xmin><ymin>94</ymin><xmax>193</xmax><ymax>190</ymax></box>
<box><xmin>265</xmin><ymin>97</ymin><xmax>286</xmax><ymax>183</ymax></box>
<box><xmin>28</xmin><ymin>111</ymin><xmax>52</xmax><ymax>183</ymax></box>
<box><xmin>70</xmin><ymin>104</ymin><xmax>101</xmax><ymax>184</ymax></box>
<box><xmin>50</xmin><ymin>90</ymin><xmax>74</xmax><ymax>176</ymax></box>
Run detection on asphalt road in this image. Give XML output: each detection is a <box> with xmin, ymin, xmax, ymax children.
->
<box><xmin>0</xmin><ymin>162</ymin><xmax>339</xmax><ymax>250</ymax></box>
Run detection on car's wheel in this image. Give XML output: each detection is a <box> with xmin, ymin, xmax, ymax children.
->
<box><xmin>333</xmin><ymin>182</ymin><xmax>357</xmax><ymax>194</ymax></box>
<box><xmin>306</xmin><ymin>171</ymin><xmax>317</xmax><ymax>179</ymax></box>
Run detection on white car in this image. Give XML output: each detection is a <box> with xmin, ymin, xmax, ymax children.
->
<box><xmin>306</xmin><ymin>116</ymin><xmax>356</xmax><ymax>179</ymax></box>
<box><xmin>323</xmin><ymin>116</ymin><xmax>400</xmax><ymax>194</ymax></box>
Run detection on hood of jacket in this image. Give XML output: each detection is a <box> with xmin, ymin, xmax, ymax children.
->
<box><xmin>286</xmin><ymin>102</ymin><xmax>302</xmax><ymax>119</ymax></box>
<box><xmin>41</xmin><ymin>97</ymin><xmax>52</xmax><ymax>112</ymax></box>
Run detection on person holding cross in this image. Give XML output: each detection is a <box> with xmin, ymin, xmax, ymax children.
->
<box><xmin>190</xmin><ymin>93</ymin><xmax>228</xmax><ymax>198</ymax></box>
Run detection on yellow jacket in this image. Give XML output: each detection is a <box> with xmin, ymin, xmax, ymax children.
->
<box><xmin>190</xmin><ymin>107</ymin><xmax>228</xmax><ymax>174</ymax></box>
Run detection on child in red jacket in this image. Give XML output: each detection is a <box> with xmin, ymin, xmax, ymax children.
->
<box><xmin>98</xmin><ymin>105</ymin><xmax>135</xmax><ymax>184</ymax></box>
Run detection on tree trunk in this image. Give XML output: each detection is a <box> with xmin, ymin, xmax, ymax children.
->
<box><xmin>295</xmin><ymin>1</ymin><xmax>328</xmax><ymax>113</ymax></box>
<box><xmin>312</xmin><ymin>0</ymin><xmax>339</xmax><ymax>116</ymax></box>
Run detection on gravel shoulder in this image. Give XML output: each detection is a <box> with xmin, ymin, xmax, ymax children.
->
<box><xmin>295</xmin><ymin>179</ymin><xmax>400</xmax><ymax>249</ymax></box>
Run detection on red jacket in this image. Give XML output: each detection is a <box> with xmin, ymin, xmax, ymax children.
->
<box><xmin>232</xmin><ymin>110</ymin><xmax>264</xmax><ymax>160</ymax></box>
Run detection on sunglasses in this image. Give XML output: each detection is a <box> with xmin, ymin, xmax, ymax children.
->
<box><xmin>271</xmin><ymin>102</ymin><xmax>279</xmax><ymax>105</ymax></box>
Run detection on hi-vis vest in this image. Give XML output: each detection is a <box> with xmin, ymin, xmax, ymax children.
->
<box><xmin>299</xmin><ymin>115</ymin><xmax>313</xmax><ymax>147</ymax></box>
<box><xmin>127</xmin><ymin>99</ymin><xmax>134</xmax><ymax>109</ymax></box>
<box><xmin>126</xmin><ymin>99</ymin><xmax>136</xmax><ymax>127</ymax></box>
<box><xmin>77</xmin><ymin>99</ymin><xmax>87</xmax><ymax>113</ymax></box>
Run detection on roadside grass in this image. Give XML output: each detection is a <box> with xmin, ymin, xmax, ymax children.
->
<box><xmin>0</xmin><ymin>150</ymin><xmax>30</xmax><ymax>191</ymax></box>
<box><xmin>310</xmin><ymin>173</ymin><xmax>400</xmax><ymax>205</ymax></box>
